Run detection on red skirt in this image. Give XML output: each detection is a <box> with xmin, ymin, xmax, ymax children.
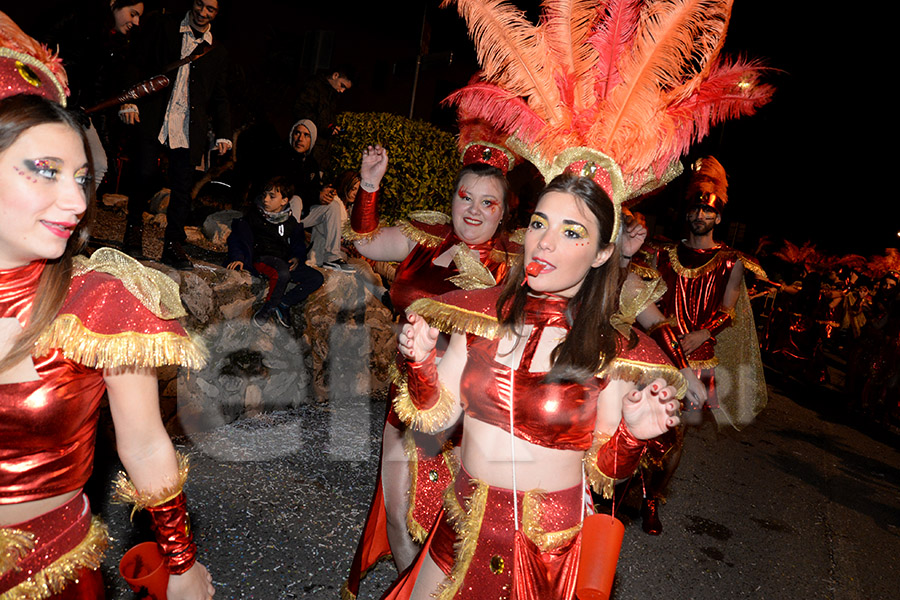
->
<box><xmin>382</xmin><ymin>465</ymin><xmax>585</xmax><ymax>600</ymax></box>
<box><xmin>0</xmin><ymin>493</ymin><xmax>108</xmax><ymax>599</ymax></box>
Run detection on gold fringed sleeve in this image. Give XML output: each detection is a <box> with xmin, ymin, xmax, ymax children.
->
<box><xmin>113</xmin><ymin>452</ymin><xmax>190</xmax><ymax>517</ymax></box>
<box><xmin>406</xmin><ymin>297</ymin><xmax>500</xmax><ymax>339</ymax></box>
<box><xmin>583</xmin><ymin>432</ymin><xmax>616</xmax><ymax>498</ymax></box>
<box><xmin>391</xmin><ymin>356</ymin><xmax>457</xmax><ymax>434</ymax></box>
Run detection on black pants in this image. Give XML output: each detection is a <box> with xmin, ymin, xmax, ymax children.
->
<box><xmin>254</xmin><ymin>255</ymin><xmax>325</xmax><ymax>311</ymax></box>
<box><xmin>128</xmin><ymin>138</ymin><xmax>193</xmax><ymax>245</ymax></box>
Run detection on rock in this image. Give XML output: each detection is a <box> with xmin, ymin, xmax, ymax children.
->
<box><xmin>148</xmin><ymin>188</ymin><xmax>171</xmax><ymax>214</ymax></box>
<box><xmin>179</xmin><ymin>271</ymin><xmax>214</xmax><ymax>324</ymax></box>
<box><xmin>101</xmin><ymin>193</ymin><xmax>128</xmax><ymax>212</ymax></box>
<box><xmin>203</xmin><ymin>210</ymin><xmax>243</xmax><ymax>246</ymax></box>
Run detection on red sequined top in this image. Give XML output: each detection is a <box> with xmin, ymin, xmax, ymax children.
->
<box><xmin>458</xmin><ymin>293</ymin><xmax>604</xmax><ymax>451</ymax></box>
<box><xmin>0</xmin><ymin>260</ymin><xmax>196</xmax><ymax>504</ymax></box>
<box><xmin>389</xmin><ymin>218</ymin><xmax>519</xmax><ymax>318</ymax></box>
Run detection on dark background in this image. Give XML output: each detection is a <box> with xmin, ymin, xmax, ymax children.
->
<box><xmin>8</xmin><ymin>0</ymin><xmax>894</xmax><ymax>257</ymax></box>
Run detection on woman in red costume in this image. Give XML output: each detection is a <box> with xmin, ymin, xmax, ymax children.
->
<box><xmin>384</xmin><ymin>173</ymin><xmax>681</xmax><ymax>599</ymax></box>
<box><xmin>0</xmin><ymin>13</ymin><xmax>213</xmax><ymax>599</ymax></box>
<box><xmin>342</xmin><ymin>143</ymin><xmax>521</xmax><ymax>597</ymax></box>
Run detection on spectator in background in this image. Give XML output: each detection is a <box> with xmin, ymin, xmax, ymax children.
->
<box><xmin>277</xmin><ymin>119</ymin><xmax>355</xmax><ymax>272</ymax></box>
<box><xmin>226</xmin><ymin>176</ymin><xmax>324</xmax><ymax>329</ymax></box>
<box><xmin>121</xmin><ymin>0</ymin><xmax>232</xmax><ymax>269</ymax></box>
<box><xmin>294</xmin><ymin>67</ymin><xmax>353</xmax><ymax>169</ymax></box>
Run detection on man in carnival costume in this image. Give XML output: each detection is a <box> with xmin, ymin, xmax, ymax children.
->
<box><xmin>636</xmin><ymin>156</ymin><xmax>768</xmax><ymax>534</ymax></box>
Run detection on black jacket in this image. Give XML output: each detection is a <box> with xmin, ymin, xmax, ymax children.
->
<box><xmin>226</xmin><ymin>209</ymin><xmax>308</xmax><ymax>275</ymax></box>
<box><xmin>132</xmin><ymin>12</ymin><xmax>231</xmax><ymax>165</ymax></box>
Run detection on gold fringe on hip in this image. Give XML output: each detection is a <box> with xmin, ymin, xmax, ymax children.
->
<box><xmin>521</xmin><ymin>491</ymin><xmax>581</xmax><ymax>552</ymax></box>
<box><xmin>0</xmin><ymin>529</ymin><xmax>35</xmax><ymax>577</ymax></box>
<box><xmin>0</xmin><ymin>518</ymin><xmax>109</xmax><ymax>600</ymax></box>
<box><xmin>435</xmin><ymin>477</ymin><xmax>489</xmax><ymax>600</ymax></box>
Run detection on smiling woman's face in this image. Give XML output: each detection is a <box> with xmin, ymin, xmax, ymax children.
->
<box><xmin>112</xmin><ymin>2</ymin><xmax>144</xmax><ymax>35</ymax></box>
<box><xmin>450</xmin><ymin>173</ymin><xmax>505</xmax><ymax>245</ymax></box>
<box><xmin>0</xmin><ymin>123</ymin><xmax>89</xmax><ymax>269</ymax></box>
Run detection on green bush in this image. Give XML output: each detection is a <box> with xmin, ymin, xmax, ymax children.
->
<box><xmin>327</xmin><ymin>112</ymin><xmax>460</xmax><ymax>223</ymax></box>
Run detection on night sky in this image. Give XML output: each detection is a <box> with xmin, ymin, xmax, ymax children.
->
<box><xmin>8</xmin><ymin>0</ymin><xmax>894</xmax><ymax>257</ymax></box>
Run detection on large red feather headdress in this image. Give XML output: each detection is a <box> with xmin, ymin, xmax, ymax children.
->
<box><xmin>442</xmin><ymin>0</ymin><xmax>773</xmax><ymax>239</ymax></box>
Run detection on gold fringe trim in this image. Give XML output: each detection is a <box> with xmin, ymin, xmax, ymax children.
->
<box><xmin>628</xmin><ymin>262</ymin><xmax>660</xmax><ymax>280</ymax></box>
<box><xmin>406</xmin><ymin>298</ymin><xmax>500</xmax><ymax>339</ymax></box>
<box><xmin>448</xmin><ymin>244</ymin><xmax>497</xmax><ymax>290</ymax></box>
<box><xmin>34</xmin><ymin>314</ymin><xmax>208</xmax><ymax>370</ymax></box>
<box><xmin>509</xmin><ymin>228</ymin><xmax>526</xmax><ymax>245</ymax></box>
<box><xmin>402</xmin><ymin>429</ymin><xmax>428</xmax><ymax>544</ymax></box>
<box><xmin>600</xmin><ymin>359</ymin><xmax>688</xmax><ymax>399</ymax></box>
<box><xmin>584</xmin><ymin>433</ymin><xmax>616</xmax><ymax>498</ymax></box>
<box><xmin>113</xmin><ymin>452</ymin><xmax>190</xmax><ymax>516</ymax></box>
<box><xmin>688</xmin><ymin>357</ymin><xmax>719</xmax><ymax>369</ymax></box>
<box><xmin>341</xmin><ymin>219</ymin><xmax>391</xmax><ymax>243</ymax></box>
<box><xmin>0</xmin><ymin>529</ymin><xmax>35</xmax><ymax>577</ymax></box>
<box><xmin>391</xmin><ymin>365</ymin><xmax>457</xmax><ymax>434</ymax></box>
<box><xmin>340</xmin><ymin>582</ymin><xmax>356</xmax><ymax>600</ymax></box>
<box><xmin>611</xmin><ymin>275</ymin><xmax>668</xmax><ymax>338</ymax></box>
<box><xmin>74</xmin><ymin>247</ymin><xmax>186</xmax><ymax>320</ymax></box>
<box><xmin>0</xmin><ymin>518</ymin><xmax>109</xmax><ymax>600</ymax></box>
<box><xmin>666</xmin><ymin>245</ymin><xmax>767</xmax><ymax>280</ymax></box>
<box><xmin>521</xmin><ymin>491</ymin><xmax>581</xmax><ymax>552</ymax></box>
<box><xmin>435</xmin><ymin>477</ymin><xmax>489</xmax><ymax>600</ymax></box>
<box><xmin>398</xmin><ymin>220</ymin><xmax>444</xmax><ymax>249</ymax></box>
<box><xmin>407</xmin><ymin>211</ymin><xmax>451</xmax><ymax>226</ymax></box>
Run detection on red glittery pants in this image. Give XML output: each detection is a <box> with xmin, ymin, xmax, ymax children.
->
<box><xmin>0</xmin><ymin>493</ymin><xmax>106</xmax><ymax>598</ymax></box>
<box><xmin>427</xmin><ymin>465</ymin><xmax>584</xmax><ymax>600</ymax></box>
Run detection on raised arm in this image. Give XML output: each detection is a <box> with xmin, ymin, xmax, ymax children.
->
<box><xmin>393</xmin><ymin>313</ymin><xmax>465</xmax><ymax>433</ymax></box>
<box><xmin>349</xmin><ymin>145</ymin><xmax>416</xmax><ymax>261</ymax></box>
<box><xmin>104</xmin><ymin>367</ymin><xmax>215</xmax><ymax>600</ymax></box>
<box><xmin>586</xmin><ymin>376</ymin><xmax>680</xmax><ymax>498</ymax></box>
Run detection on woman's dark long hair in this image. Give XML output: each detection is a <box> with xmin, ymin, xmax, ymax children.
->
<box><xmin>0</xmin><ymin>94</ymin><xmax>96</xmax><ymax>374</ymax></box>
<box><xmin>497</xmin><ymin>173</ymin><xmax>623</xmax><ymax>383</ymax></box>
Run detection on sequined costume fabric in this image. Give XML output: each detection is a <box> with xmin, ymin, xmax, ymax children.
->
<box><xmin>645</xmin><ymin>241</ymin><xmax>767</xmax><ymax>429</ymax></box>
<box><xmin>0</xmin><ymin>493</ymin><xmax>107</xmax><ymax>599</ymax></box>
<box><xmin>344</xmin><ymin>218</ymin><xmax>520</xmax><ymax>599</ymax></box>
<box><xmin>651</xmin><ymin>243</ymin><xmax>741</xmax><ymax>365</ymax></box>
<box><xmin>380</xmin><ymin>289</ymin><xmax>647</xmax><ymax>600</ymax></box>
<box><xmin>460</xmin><ymin>294</ymin><xmax>601</xmax><ymax>450</ymax></box>
<box><xmin>0</xmin><ymin>259</ymin><xmax>195</xmax><ymax>504</ymax></box>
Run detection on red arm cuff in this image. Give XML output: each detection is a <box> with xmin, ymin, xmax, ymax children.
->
<box><xmin>594</xmin><ymin>420</ymin><xmax>648</xmax><ymax>479</ymax></box>
<box><xmin>405</xmin><ymin>348</ymin><xmax>440</xmax><ymax>411</ymax></box>
<box><xmin>146</xmin><ymin>492</ymin><xmax>197</xmax><ymax>575</ymax></box>
<box><xmin>350</xmin><ymin>188</ymin><xmax>380</xmax><ymax>235</ymax></box>
<box><xmin>701</xmin><ymin>308</ymin><xmax>734</xmax><ymax>340</ymax></box>
<box><xmin>648</xmin><ymin>323</ymin><xmax>690</xmax><ymax>370</ymax></box>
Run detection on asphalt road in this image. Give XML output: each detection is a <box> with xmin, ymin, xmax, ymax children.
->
<box><xmin>91</xmin><ymin>369</ymin><xmax>900</xmax><ymax>599</ymax></box>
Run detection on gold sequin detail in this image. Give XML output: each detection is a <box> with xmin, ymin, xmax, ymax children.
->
<box><xmin>489</xmin><ymin>555</ymin><xmax>505</xmax><ymax>574</ymax></box>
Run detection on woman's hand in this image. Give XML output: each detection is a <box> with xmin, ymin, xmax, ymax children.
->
<box><xmin>167</xmin><ymin>561</ymin><xmax>215</xmax><ymax>600</ymax></box>
<box><xmin>680</xmin><ymin>368</ymin><xmax>707</xmax><ymax>410</ymax></box>
<box><xmin>360</xmin><ymin>145</ymin><xmax>388</xmax><ymax>189</ymax></box>
<box><xmin>620</xmin><ymin>208</ymin><xmax>647</xmax><ymax>261</ymax></box>
<box><xmin>621</xmin><ymin>378</ymin><xmax>680</xmax><ymax>439</ymax></box>
<box><xmin>399</xmin><ymin>312</ymin><xmax>439</xmax><ymax>362</ymax></box>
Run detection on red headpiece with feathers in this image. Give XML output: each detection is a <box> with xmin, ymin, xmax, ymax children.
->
<box><xmin>442</xmin><ymin>0</ymin><xmax>773</xmax><ymax>240</ymax></box>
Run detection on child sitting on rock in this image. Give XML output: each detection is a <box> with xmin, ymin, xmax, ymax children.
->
<box><xmin>226</xmin><ymin>177</ymin><xmax>325</xmax><ymax>328</ymax></box>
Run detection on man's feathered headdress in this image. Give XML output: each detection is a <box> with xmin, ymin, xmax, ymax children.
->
<box><xmin>442</xmin><ymin>0</ymin><xmax>773</xmax><ymax>239</ymax></box>
<box><xmin>0</xmin><ymin>11</ymin><xmax>69</xmax><ymax>105</ymax></box>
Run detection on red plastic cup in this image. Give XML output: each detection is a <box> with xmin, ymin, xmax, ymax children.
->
<box><xmin>119</xmin><ymin>542</ymin><xmax>169</xmax><ymax>600</ymax></box>
<box><xmin>576</xmin><ymin>513</ymin><xmax>625</xmax><ymax>600</ymax></box>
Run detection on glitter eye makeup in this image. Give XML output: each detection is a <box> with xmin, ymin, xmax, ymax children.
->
<box><xmin>74</xmin><ymin>166</ymin><xmax>92</xmax><ymax>186</ymax></box>
<box><xmin>563</xmin><ymin>224</ymin><xmax>589</xmax><ymax>240</ymax></box>
<box><xmin>529</xmin><ymin>214</ymin><xmax>548</xmax><ymax>229</ymax></box>
<box><xmin>27</xmin><ymin>158</ymin><xmax>62</xmax><ymax>179</ymax></box>
<box><xmin>458</xmin><ymin>187</ymin><xmax>468</xmax><ymax>199</ymax></box>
